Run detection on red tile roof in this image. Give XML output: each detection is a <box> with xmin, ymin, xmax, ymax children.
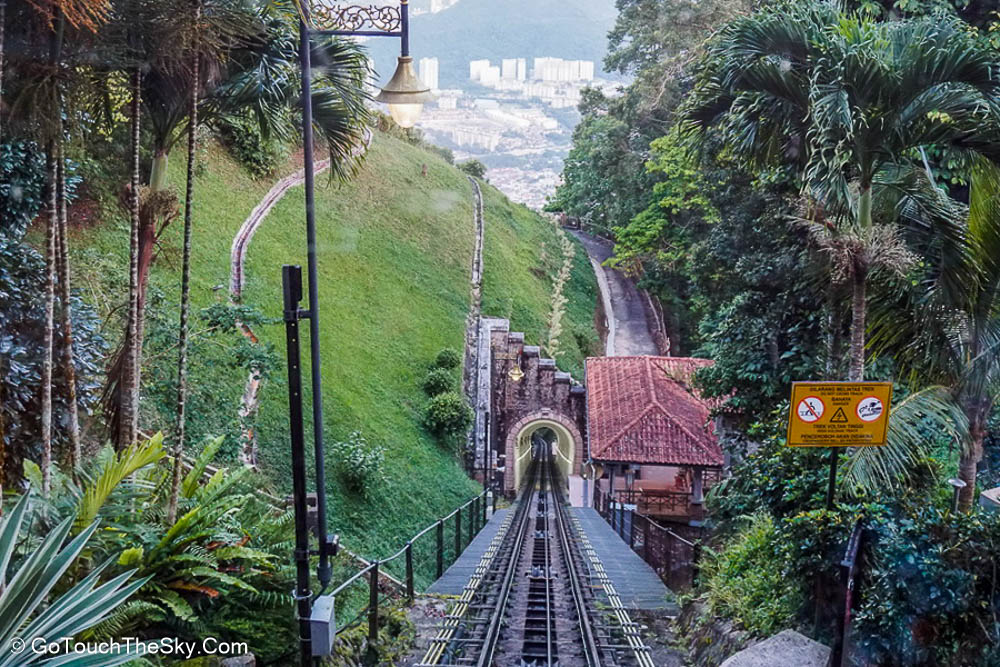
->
<box><xmin>586</xmin><ymin>356</ymin><xmax>723</xmax><ymax>467</ymax></box>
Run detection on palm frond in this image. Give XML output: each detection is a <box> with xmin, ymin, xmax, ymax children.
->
<box><xmin>75</xmin><ymin>433</ymin><xmax>166</xmax><ymax>534</ymax></box>
<box><xmin>843</xmin><ymin>386</ymin><xmax>967</xmax><ymax>495</ymax></box>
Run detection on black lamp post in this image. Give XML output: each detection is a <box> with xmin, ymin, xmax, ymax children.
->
<box><xmin>282</xmin><ymin>2</ymin><xmax>432</xmax><ymax>663</ymax></box>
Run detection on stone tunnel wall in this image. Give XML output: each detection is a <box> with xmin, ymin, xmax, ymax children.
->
<box><xmin>469</xmin><ymin>318</ymin><xmax>587</xmax><ymax>496</ymax></box>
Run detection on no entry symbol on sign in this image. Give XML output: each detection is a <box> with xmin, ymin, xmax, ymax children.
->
<box><xmin>796</xmin><ymin>396</ymin><xmax>825</xmax><ymax>423</ymax></box>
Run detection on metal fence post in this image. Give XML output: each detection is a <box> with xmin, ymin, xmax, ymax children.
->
<box><xmin>436</xmin><ymin>520</ymin><xmax>444</xmax><ymax>579</ymax></box>
<box><xmin>618</xmin><ymin>503</ymin><xmax>625</xmax><ymax>539</ymax></box>
<box><xmin>643</xmin><ymin>515</ymin><xmax>651</xmax><ymax>562</ymax></box>
<box><xmin>368</xmin><ymin>561</ymin><xmax>379</xmax><ymax>644</ymax></box>
<box><xmin>405</xmin><ymin>542</ymin><xmax>415</xmax><ymax>601</ymax></box>
<box><xmin>629</xmin><ymin>510</ymin><xmax>636</xmax><ymax>550</ymax></box>
<box><xmin>455</xmin><ymin>507</ymin><xmax>463</xmax><ymax>559</ymax></box>
<box><xmin>469</xmin><ymin>498</ymin><xmax>476</xmax><ymax>541</ymax></box>
<box><xmin>483</xmin><ymin>491</ymin><xmax>488</xmax><ymax>525</ymax></box>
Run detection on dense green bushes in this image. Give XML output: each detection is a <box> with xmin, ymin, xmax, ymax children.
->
<box><xmin>422</xmin><ymin>367</ymin><xmax>455</xmax><ymax>396</ymax></box>
<box><xmin>458</xmin><ymin>159</ymin><xmax>487</xmax><ymax>180</ymax></box>
<box><xmin>434</xmin><ymin>347</ymin><xmax>462</xmax><ymax>370</ymax></box>
<box><xmin>0</xmin><ymin>141</ymin><xmax>106</xmax><ymax>486</ymax></box>
<box><xmin>424</xmin><ymin>392</ymin><xmax>472</xmax><ymax>445</ymax></box>
<box><xmin>215</xmin><ymin>112</ymin><xmax>291</xmax><ymax>179</ymax></box>
<box><xmin>332</xmin><ymin>431</ymin><xmax>386</xmax><ymax>496</ymax></box>
<box><xmin>421</xmin><ymin>348</ymin><xmax>470</xmax><ymax>448</ymax></box>
<box><xmin>854</xmin><ymin>508</ymin><xmax>1000</xmax><ymax>666</ymax></box>
<box><xmin>699</xmin><ymin>514</ymin><xmax>802</xmax><ymax>637</ymax></box>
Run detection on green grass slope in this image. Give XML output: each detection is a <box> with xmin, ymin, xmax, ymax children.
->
<box><xmin>244</xmin><ymin>133</ymin><xmax>482</xmax><ymax>558</ymax></box>
<box><xmin>479</xmin><ymin>184</ymin><xmax>600</xmax><ymax>378</ymax></box>
<box><xmin>67</xmin><ymin>128</ymin><xmax>597</xmax><ymax>568</ymax></box>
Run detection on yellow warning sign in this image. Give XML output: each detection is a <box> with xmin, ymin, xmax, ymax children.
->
<box><xmin>787</xmin><ymin>382</ymin><xmax>892</xmax><ymax>447</ymax></box>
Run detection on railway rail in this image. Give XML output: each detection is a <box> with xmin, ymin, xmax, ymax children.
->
<box><xmin>418</xmin><ymin>449</ymin><xmax>654</xmax><ymax>667</ymax></box>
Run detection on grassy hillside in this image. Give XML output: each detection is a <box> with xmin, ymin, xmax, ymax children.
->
<box><xmin>67</xmin><ymin>128</ymin><xmax>597</xmax><ymax>566</ymax></box>
<box><xmin>479</xmin><ymin>183</ymin><xmax>600</xmax><ymax>378</ymax></box>
<box><xmin>243</xmin><ymin>133</ymin><xmax>482</xmax><ymax>557</ymax></box>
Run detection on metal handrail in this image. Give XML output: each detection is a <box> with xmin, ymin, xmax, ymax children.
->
<box><xmin>596</xmin><ymin>487</ymin><xmax>697</xmax><ymax>547</ymax></box>
<box><xmin>642</xmin><ymin>513</ymin><xmax>696</xmax><ymax>548</ymax></box>
<box><xmin>326</xmin><ymin>488</ymin><xmax>489</xmax><ymax>642</ymax></box>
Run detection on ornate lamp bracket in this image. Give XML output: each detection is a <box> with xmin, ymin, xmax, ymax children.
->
<box><xmin>307</xmin><ymin>2</ymin><xmax>405</xmax><ymax>37</ymax></box>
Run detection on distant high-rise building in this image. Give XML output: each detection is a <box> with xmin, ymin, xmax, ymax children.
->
<box><xmin>530</xmin><ymin>57</ymin><xmax>595</xmax><ymax>82</ymax></box>
<box><xmin>516</xmin><ymin>58</ymin><xmax>527</xmax><ymax>81</ymax></box>
<box><xmin>419</xmin><ymin>57</ymin><xmax>440</xmax><ymax>90</ymax></box>
<box><xmin>531</xmin><ymin>57</ymin><xmax>551</xmax><ymax>80</ymax></box>
<box><xmin>501</xmin><ymin>58</ymin><xmax>518</xmax><ymax>80</ymax></box>
<box><xmin>469</xmin><ymin>59</ymin><xmax>491</xmax><ymax>81</ymax></box>
<box><xmin>480</xmin><ymin>65</ymin><xmax>501</xmax><ymax>85</ymax></box>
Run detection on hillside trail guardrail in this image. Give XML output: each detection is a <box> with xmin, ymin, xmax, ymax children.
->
<box><xmin>328</xmin><ymin>490</ymin><xmax>494</xmax><ymax>643</ymax></box>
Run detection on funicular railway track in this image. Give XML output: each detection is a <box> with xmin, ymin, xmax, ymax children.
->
<box><xmin>418</xmin><ymin>452</ymin><xmax>654</xmax><ymax>667</ymax></box>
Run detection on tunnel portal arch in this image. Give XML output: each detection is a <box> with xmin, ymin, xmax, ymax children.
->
<box><xmin>506</xmin><ymin>412</ymin><xmax>583</xmax><ymax>492</ymax></box>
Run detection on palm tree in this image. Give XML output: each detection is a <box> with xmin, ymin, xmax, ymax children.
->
<box><xmin>41</xmin><ymin>146</ymin><xmax>56</xmax><ymax>495</ymax></box>
<box><xmin>871</xmin><ymin>160</ymin><xmax>1000</xmax><ymax>509</ymax></box>
<box><xmin>684</xmin><ymin>6</ymin><xmax>1000</xmax><ymax>382</ymax></box>
<box><xmin>1</xmin><ymin>0</ymin><xmax>6</xmax><ymax>142</ymax></box>
<box><xmin>101</xmin><ymin>0</ymin><xmax>161</xmax><ymax>448</ymax></box>
<box><xmin>168</xmin><ymin>0</ymin><xmax>201</xmax><ymax>525</ymax></box>
<box><xmin>2</xmin><ymin>1</ymin><xmax>108</xmax><ymax>489</ymax></box>
<box><xmin>55</xmin><ymin>128</ymin><xmax>81</xmax><ymax>470</ymax></box>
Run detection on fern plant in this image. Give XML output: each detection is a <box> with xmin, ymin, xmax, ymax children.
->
<box><xmin>19</xmin><ymin>433</ymin><xmax>296</xmax><ymax>658</ymax></box>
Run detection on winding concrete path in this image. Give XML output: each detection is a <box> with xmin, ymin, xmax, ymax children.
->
<box><xmin>571</xmin><ymin>232</ymin><xmax>658</xmax><ymax>357</ymax></box>
<box><xmin>229</xmin><ymin>132</ymin><xmax>372</xmax><ymax>467</ymax></box>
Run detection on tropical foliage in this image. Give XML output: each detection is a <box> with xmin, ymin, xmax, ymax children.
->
<box><xmin>0</xmin><ymin>493</ymin><xmax>149</xmax><ymax>667</ymax></box>
<box><xmin>13</xmin><ymin>433</ymin><xmax>298</xmax><ymax>663</ymax></box>
<box><xmin>553</xmin><ymin>0</ymin><xmax>1000</xmax><ymax>661</ymax></box>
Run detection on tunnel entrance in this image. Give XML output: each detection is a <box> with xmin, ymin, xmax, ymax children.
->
<box><xmin>513</xmin><ymin>419</ymin><xmax>576</xmax><ymax>492</ymax></box>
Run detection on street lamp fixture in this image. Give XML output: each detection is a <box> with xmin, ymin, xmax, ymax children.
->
<box><xmin>376</xmin><ymin>56</ymin><xmax>435</xmax><ymax>128</ymax></box>
<box><xmin>308</xmin><ymin>0</ymin><xmax>434</xmax><ymax>128</ymax></box>
<box><xmin>284</xmin><ymin>1</ymin><xmax>432</xmax><ymax>663</ymax></box>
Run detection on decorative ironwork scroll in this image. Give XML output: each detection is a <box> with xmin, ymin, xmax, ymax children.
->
<box><xmin>309</xmin><ymin>3</ymin><xmax>402</xmax><ymax>32</ymax></box>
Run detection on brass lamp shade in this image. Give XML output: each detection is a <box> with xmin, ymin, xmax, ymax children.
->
<box><xmin>376</xmin><ymin>56</ymin><xmax>436</xmax><ymax>128</ymax></box>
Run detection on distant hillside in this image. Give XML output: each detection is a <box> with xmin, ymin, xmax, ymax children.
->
<box><xmin>479</xmin><ymin>185</ymin><xmax>600</xmax><ymax>378</ymax></box>
<box><xmin>365</xmin><ymin>0</ymin><xmax>619</xmax><ymax>88</ymax></box>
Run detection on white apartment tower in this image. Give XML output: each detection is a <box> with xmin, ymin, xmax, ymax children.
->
<box><xmin>469</xmin><ymin>59</ymin><xmax>491</xmax><ymax>81</ymax></box>
<box><xmin>419</xmin><ymin>57</ymin><xmax>440</xmax><ymax>91</ymax></box>
<box><xmin>480</xmin><ymin>65</ymin><xmax>501</xmax><ymax>85</ymax></box>
<box><xmin>501</xmin><ymin>58</ymin><xmax>518</xmax><ymax>80</ymax></box>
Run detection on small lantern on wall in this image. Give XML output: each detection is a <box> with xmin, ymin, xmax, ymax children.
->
<box><xmin>508</xmin><ymin>356</ymin><xmax>525</xmax><ymax>383</ymax></box>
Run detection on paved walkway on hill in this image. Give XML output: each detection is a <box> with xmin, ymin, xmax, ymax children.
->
<box><xmin>570</xmin><ymin>232</ymin><xmax>658</xmax><ymax>357</ymax></box>
<box><xmin>425</xmin><ymin>509</ymin><xmax>509</xmax><ymax>595</ymax></box>
<box><xmin>571</xmin><ymin>507</ymin><xmax>676</xmax><ymax>611</ymax></box>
